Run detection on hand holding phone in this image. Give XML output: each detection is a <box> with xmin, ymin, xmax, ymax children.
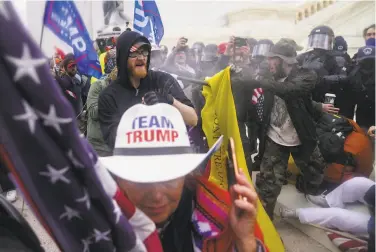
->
<box><xmin>234</xmin><ymin>37</ymin><xmax>248</xmax><ymax>48</ymax></box>
<box><xmin>227</xmin><ymin>137</ymin><xmax>259</xmax><ymax>237</ymax></box>
<box><xmin>227</xmin><ymin>138</ymin><xmax>241</xmax><ymax>200</ymax></box>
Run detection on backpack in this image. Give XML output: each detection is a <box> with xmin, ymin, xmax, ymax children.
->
<box><xmin>316</xmin><ymin>113</ymin><xmax>374</xmax><ymax>183</ymax></box>
<box><xmin>316</xmin><ymin>113</ymin><xmax>354</xmax><ymax>164</ymax></box>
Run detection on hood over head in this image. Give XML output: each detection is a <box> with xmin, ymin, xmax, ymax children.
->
<box><xmin>115</xmin><ymin>31</ymin><xmax>151</xmax><ymax>88</ymax></box>
<box><xmin>62</xmin><ymin>53</ymin><xmax>75</xmax><ymax>70</ymax></box>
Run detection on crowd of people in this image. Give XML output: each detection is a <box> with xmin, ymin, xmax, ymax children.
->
<box><xmin>1</xmin><ymin>21</ymin><xmax>375</xmax><ymax>251</ymax></box>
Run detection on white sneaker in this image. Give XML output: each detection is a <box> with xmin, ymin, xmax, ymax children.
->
<box><xmin>307</xmin><ymin>194</ymin><xmax>329</xmax><ymax>207</ymax></box>
<box><xmin>279</xmin><ymin>207</ymin><xmax>297</xmax><ymax>219</ymax></box>
<box><xmin>5</xmin><ymin>190</ymin><xmax>17</xmax><ymax>202</ymax></box>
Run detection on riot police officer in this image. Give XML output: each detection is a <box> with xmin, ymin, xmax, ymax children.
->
<box><xmin>251</xmin><ymin>39</ymin><xmax>275</xmax><ymax>78</ymax></box>
<box><xmin>326</xmin><ymin>36</ymin><xmax>354</xmax><ymax>118</ymax></box>
<box><xmin>297</xmin><ymin>25</ymin><xmax>340</xmax><ymax>103</ymax></box>
<box><xmin>190</xmin><ymin>42</ymin><xmax>205</xmax><ymax>77</ymax></box>
<box><xmin>351</xmin><ymin>45</ymin><xmax>375</xmax><ymax>129</ymax></box>
<box><xmin>332</xmin><ymin>36</ymin><xmax>351</xmax><ymax>75</ymax></box>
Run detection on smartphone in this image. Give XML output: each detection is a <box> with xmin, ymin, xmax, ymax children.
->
<box><xmin>227</xmin><ymin>138</ymin><xmax>241</xmax><ymax>200</ymax></box>
<box><xmin>234</xmin><ymin>37</ymin><xmax>247</xmax><ymax>48</ymax></box>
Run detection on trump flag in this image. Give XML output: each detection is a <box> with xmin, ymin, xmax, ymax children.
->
<box><xmin>43</xmin><ymin>1</ymin><xmax>102</xmax><ymax>79</ymax></box>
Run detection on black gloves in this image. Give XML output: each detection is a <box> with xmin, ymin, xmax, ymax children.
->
<box><xmin>143</xmin><ymin>91</ymin><xmax>174</xmax><ymax>105</ymax></box>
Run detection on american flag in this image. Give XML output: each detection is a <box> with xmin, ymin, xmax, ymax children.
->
<box><xmin>252</xmin><ymin>88</ymin><xmax>264</xmax><ymax>122</ymax></box>
<box><xmin>0</xmin><ymin>2</ymin><xmax>161</xmax><ymax>251</ymax></box>
<box><xmin>327</xmin><ymin>232</ymin><xmax>368</xmax><ymax>252</ymax></box>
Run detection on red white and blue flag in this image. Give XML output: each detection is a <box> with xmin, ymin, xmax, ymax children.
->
<box><xmin>252</xmin><ymin>88</ymin><xmax>264</xmax><ymax>122</ymax></box>
<box><xmin>0</xmin><ymin>2</ymin><xmax>161</xmax><ymax>251</ymax></box>
<box><xmin>43</xmin><ymin>1</ymin><xmax>102</xmax><ymax>79</ymax></box>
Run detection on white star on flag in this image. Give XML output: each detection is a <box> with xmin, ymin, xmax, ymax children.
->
<box><xmin>112</xmin><ymin>200</ymin><xmax>121</xmax><ymax>224</ymax></box>
<box><xmin>5</xmin><ymin>43</ymin><xmax>47</xmax><ymax>84</ymax></box>
<box><xmin>76</xmin><ymin>188</ymin><xmax>91</xmax><ymax>210</ymax></box>
<box><xmin>0</xmin><ymin>1</ymin><xmax>10</xmax><ymax>20</ymax></box>
<box><xmin>59</xmin><ymin>205</ymin><xmax>82</xmax><ymax>221</ymax></box>
<box><xmin>93</xmin><ymin>229</ymin><xmax>111</xmax><ymax>243</ymax></box>
<box><xmin>198</xmin><ymin>221</ymin><xmax>212</xmax><ymax>233</ymax></box>
<box><xmin>81</xmin><ymin>237</ymin><xmax>92</xmax><ymax>252</ymax></box>
<box><xmin>13</xmin><ymin>100</ymin><xmax>38</xmax><ymax>134</ymax></box>
<box><xmin>38</xmin><ymin>105</ymin><xmax>72</xmax><ymax>134</ymax></box>
<box><xmin>67</xmin><ymin>149</ymin><xmax>84</xmax><ymax>168</ymax></box>
<box><xmin>88</xmin><ymin>152</ymin><xmax>94</xmax><ymax>161</ymax></box>
<box><xmin>39</xmin><ymin>164</ymin><xmax>70</xmax><ymax>184</ymax></box>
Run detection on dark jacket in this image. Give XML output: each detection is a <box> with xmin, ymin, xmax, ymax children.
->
<box><xmin>350</xmin><ymin>61</ymin><xmax>375</xmax><ymax>129</ymax></box>
<box><xmin>297</xmin><ymin>49</ymin><xmax>340</xmax><ymax>102</ymax></box>
<box><xmin>98</xmin><ymin>31</ymin><xmax>193</xmax><ymax>150</ymax></box>
<box><xmin>56</xmin><ymin>74</ymin><xmax>83</xmax><ymax>115</ymax></box>
<box><xmin>330</xmin><ymin>50</ymin><xmax>351</xmax><ymax>75</ymax></box>
<box><xmin>233</xmin><ymin>66</ymin><xmax>319</xmax><ymax>161</ymax></box>
<box><xmin>231</xmin><ymin>64</ymin><xmax>258</xmax><ymax>168</ymax></box>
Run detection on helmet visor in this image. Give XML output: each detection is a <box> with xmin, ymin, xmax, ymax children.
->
<box><xmin>252</xmin><ymin>44</ymin><xmax>272</xmax><ymax>58</ymax></box>
<box><xmin>308</xmin><ymin>34</ymin><xmax>333</xmax><ymax>50</ymax></box>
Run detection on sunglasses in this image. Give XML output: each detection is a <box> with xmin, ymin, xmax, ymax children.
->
<box><xmin>67</xmin><ymin>63</ymin><xmax>77</xmax><ymax>69</ymax></box>
<box><xmin>129</xmin><ymin>50</ymin><xmax>149</xmax><ymax>59</ymax></box>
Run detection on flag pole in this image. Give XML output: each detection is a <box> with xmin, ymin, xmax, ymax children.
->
<box><xmin>39</xmin><ymin>26</ymin><xmax>45</xmax><ymax>48</ymax></box>
<box><xmin>40</xmin><ymin>0</ymin><xmax>48</xmax><ymax>48</ymax></box>
<box><xmin>176</xmin><ymin>75</ymin><xmax>208</xmax><ymax>86</ymax></box>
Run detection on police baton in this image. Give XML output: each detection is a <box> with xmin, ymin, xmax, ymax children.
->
<box><xmin>176</xmin><ymin>75</ymin><xmax>209</xmax><ymax>86</ymax></box>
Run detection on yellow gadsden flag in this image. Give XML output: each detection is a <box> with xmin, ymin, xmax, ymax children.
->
<box><xmin>201</xmin><ymin>67</ymin><xmax>284</xmax><ymax>252</ymax></box>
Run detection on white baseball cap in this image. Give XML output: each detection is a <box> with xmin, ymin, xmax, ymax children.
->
<box><xmin>99</xmin><ymin>104</ymin><xmax>223</xmax><ymax>183</ymax></box>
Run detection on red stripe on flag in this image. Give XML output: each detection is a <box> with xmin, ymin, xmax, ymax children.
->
<box><xmin>114</xmin><ymin>188</ymin><xmax>135</xmax><ymax>217</ymax></box>
<box><xmin>327</xmin><ymin>232</ymin><xmax>340</xmax><ymax>240</ymax></box>
<box><xmin>75</xmin><ymin>53</ymin><xmax>87</xmax><ymax>63</ymax></box>
<box><xmin>143</xmin><ymin>231</ymin><xmax>163</xmax><ymax>252</ymax></box>
<box><xmin>89</xmin><ymin>64</ymin><xmax>101</xmax><ymax>72</ymax></box>
<box><xmin>339</xmin><ymin>239</ymin><xmax>367</xmax><ymax>250</ymax></box>
<box><xmin>75</xmin><ymin>18</ymin><xmax>83</xmax><ymax>31</ymax></box>
<box><xmin>47</xmin><ymin>2</ymin><xmax>60</xmax><ymax>33</ymax></box>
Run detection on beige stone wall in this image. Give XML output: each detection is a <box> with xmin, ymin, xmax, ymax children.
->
<box><xmin>296</xmin><ymin>0</ymin><xmax>336</xmax><ymax>23</ymax></box>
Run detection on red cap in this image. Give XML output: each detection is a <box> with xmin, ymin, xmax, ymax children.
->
<box><xmin>218</xmin><ymin>42</ymin><xmax>228</xmax><ymax>55</ymax></box>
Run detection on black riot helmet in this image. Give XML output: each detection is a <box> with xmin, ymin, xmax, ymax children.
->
<box><xmin>247</xmin><ymin>38</ymin><xmax>258</xmax><ymax>52</ymax></box>
<box><xmin>202</xmin><ymin>44</ymin><xmax>218</xmax><ymax>62</ymax></box>
<box><xmin>252</xmin><ymin>39</ymin><xmax>274</xmax><ymax>59</ymax></box>
<box><xmin>307</xmin><ymin>25</ymin><xmax>335</xmax><ymax>51</ymax></box>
